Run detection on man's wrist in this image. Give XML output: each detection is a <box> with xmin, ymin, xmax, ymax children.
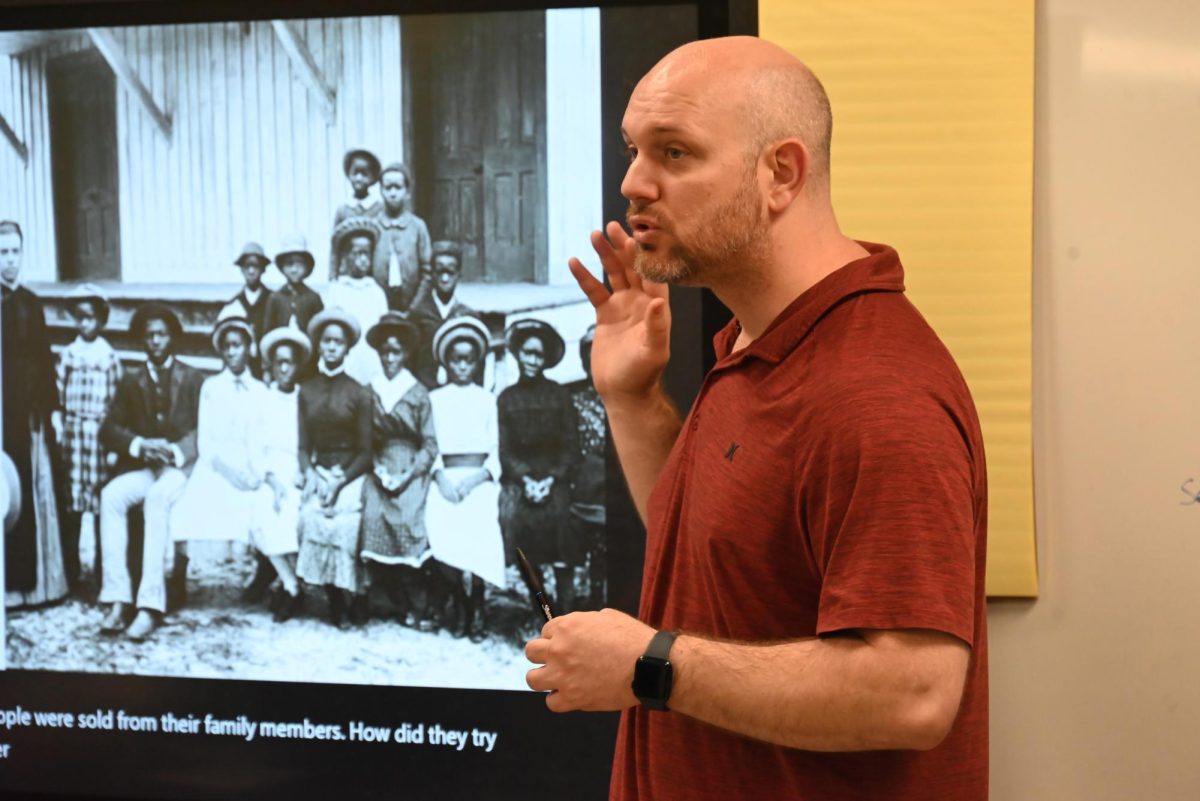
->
<box><xmin>602</xmin><ymin>382</ymin><xmax>674</xmax><ymax>419</ymax></box>
<box><xmin>632</xmin><ymin>629</ymin><xmax>679</xmax><ymax>711</ymax></box>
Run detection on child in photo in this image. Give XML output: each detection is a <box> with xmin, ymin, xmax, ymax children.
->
<box><xmin>55</xmin><ymin>283</ymin><xmax>121</xmax><ymax>594</ymax></box>
<box><xmin>220</xmin><ymin>242</ymin><xmax>273</xmax><ymax>378</ymax></box>
<box><xmin>331</xmin><ymin>148</ymin><xmax>383</xmax><ymax>280</ymax></box>
<box><xmin>372</xmin><ymin>161</ymin><xmax>432</xmax><ymax>312</ymax></box>
<box><xmin>323</xmin><ymin>216</ymin><xmax>389</xmax><ymax>385</ymax></box>
<box><xmin>425</xmin><ymin>316</ymin><xmax>506</xmax><ymax>640</ymax></box>
<box><xmin>264</xmin><ymin>234</ymin><xmax>324</xmax><ymax>336</ymax></box>
<box><xmin>170</xmin><ymin>315</ymin><xmax>268</xmax><ymax>546</ymax></box>
<box><xmin>359</xmin><ymin>311</ymin><xmax>438</xmax><ymax>629</ymax></box>
<box><xmin>251</xmin><ymin>325</ymin><xmax>310</xmax><ymax>622</ymax></box>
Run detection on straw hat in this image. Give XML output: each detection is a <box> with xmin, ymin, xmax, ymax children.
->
<box><xmin>505</xmin><ymin>318</ymin><xmax>565</xmax><ymax>369</ymax></box>
<box><xmin>210</xmin><ymin>311</ymin><xmax>256</xmax><ymax>355</ymax></box>
<box><xmin>260</xmin><ymin>323</ymin><xmax>312</xmax><ymax>366</ymax></box>
<box><xmin>234</xmin><ymin>241</ymin><xmax>270</xmax><ymax>268</ymax></box>
<box><xmin>366</xmin><ymin>311</ymin><xmax>421</xmax><ymax>353</ymax></box>
<box><xmin>275</xmin><ymin>234</ymin><xmax>316</xmax><ymax>277</ymax></box>
<box><xmin>307</xmin><ymin>307</ymin><xmax>362</xmax><ymax>349</ymax></box>
<box><xmin>432</xmin><ymin>315</ymin><xmax>490</xmax><ymax>368</ymax></box>
<box><xmin>331</xmin><ymin>216</ymin><xmax>383</xmax><ymax>261</ymax></box>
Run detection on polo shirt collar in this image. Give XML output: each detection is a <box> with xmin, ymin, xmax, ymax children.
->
<box><xmin>713</xmin><ymin>241</ymin><xmax>905</xmax><ymax>365</ymax></box>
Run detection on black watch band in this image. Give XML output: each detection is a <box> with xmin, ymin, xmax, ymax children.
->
<box><xmin>632</xmin><ymin>629</ymin><xmax>678</xmax><ymax>711</ymax></box>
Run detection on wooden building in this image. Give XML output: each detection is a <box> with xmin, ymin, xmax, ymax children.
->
<box><xmin>0</xmin><ymin>10</ymin><xmax>600</xmax><ymax>283</ymax></box>
<box><xmin>0</xmin><ymin>10</ymin><xmax>601</xmax><ymax>380</ymax></box>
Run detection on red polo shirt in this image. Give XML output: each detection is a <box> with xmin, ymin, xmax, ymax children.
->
<box><xmin>610</xmin><ymin>243</ymin><xmax>988</xmax><ymax>800</ymax></box>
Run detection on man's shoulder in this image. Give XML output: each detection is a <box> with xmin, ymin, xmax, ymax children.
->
<box><xmin>175</xmin><ymin>361</ymin><xmax>206</xmax><ymax>385</ymax></box>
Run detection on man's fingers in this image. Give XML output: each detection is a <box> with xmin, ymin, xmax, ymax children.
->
<box><xmin>568</xmin><ymin>258</ymin><xmax>610</xmax><ymax>309</ymax></box>
<box><xmin>545</xmin><ymin>690</ymin><xmax>573</xmax><ymax>714</ymax></box>
<box><xmin>644</xmin><ymin>298</ymin><xmax>671</xmax><ymax>351</ymax></box>
<box><xmin>525</xmin><ymin>666</ymin><xmax>551</xmax><ymax>692</ymax></box>
<box><xmin>591</xmin><ymin>228</ymin><xmax>630</xmax><ymax>292</ymax></box>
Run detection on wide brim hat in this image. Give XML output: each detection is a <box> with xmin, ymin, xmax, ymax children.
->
<box><xmin>343</xmin><ymin>148</ymin><xmax>382</xmax><ymax>181</ymax></box>
<box><xmin>234</xmin><ymin>241</ymin><xmax>270</xmax><ymax>268</ymax></box>
<box><xmin>331</xmin><ymin>216</ymin><xmax>382</xmax><ymax>261</ymax></box>
<box><xmin>129</xmin><ymin>302</ymin><xmax>183</xmax><ymax>340</ymax></box>
<box><xmin>275</xmin><ymin>234</ymin><xmax>316</xmax><ymax>277</ymax></box>
<box><xmin>260</xmin><ymin>324</ymin><xmax>312</xmax><ymax>366</ymax></box>
<box><xmin>366</xmin><ymin>310</ymin><xmax>421</xmax><ymax>353</ymax></box>
<box><xmin>68</xmin><ymin>282</ymin><xmax>111</xmax><ymax>326</ymax></box>
<box><xmin>307</xmin><ymin>307</ymin><xmax>362</xmax><ymax>349</ymax></box>
<box><xmin>210</xmin><ymin>313</ymin><xmax>256</xmax><ymax>355</ymax></box>
<box><xmin>505</xmin><ymin>318</ymin><xmax>565</xmax><ymax>370</ymax></box>
<box><xmin>432</xmin><ymin>315</ymin><xmax>490</xmax><ymax>369</ymax></box>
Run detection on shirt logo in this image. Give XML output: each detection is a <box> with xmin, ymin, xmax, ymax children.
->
<box><xmin>724</xmin><ymin>442</ymin><xmax>740</xmax><ymax>462</ymax></box>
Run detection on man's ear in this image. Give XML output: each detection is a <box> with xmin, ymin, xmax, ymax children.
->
<box><xmin>765</xmin><ymin>139</ymin><xmax>809</xmax><ymax>213</ymax></box>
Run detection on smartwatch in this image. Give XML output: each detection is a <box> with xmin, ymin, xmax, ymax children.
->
<box><xmin>632</xmin><ymin>629</ymin><xmax>678</xmax><ymax>711</ymax></box>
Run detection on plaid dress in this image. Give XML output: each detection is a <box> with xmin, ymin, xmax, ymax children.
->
<box><xmin>57</xmin><ymin>336</ymin><xmax>121</xmax><ymax>514</ymax></box>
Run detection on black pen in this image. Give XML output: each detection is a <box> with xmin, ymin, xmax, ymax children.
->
<box><xmin>515</xmin><ymin>547</ymin><xmax>555</xmax><ymax>622</ymax></box>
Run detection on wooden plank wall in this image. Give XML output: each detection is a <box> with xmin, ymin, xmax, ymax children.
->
<box><xmin>0</xmin><ymin>17</ymin><xmax>404</xmax><ymax>285</ymax></box>
<box><xmin>0</xmin><ymin>44</ymin><xmax>58</xmax><ymax>282</ymax></box>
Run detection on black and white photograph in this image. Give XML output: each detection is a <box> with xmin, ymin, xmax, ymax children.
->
<box><xmin>0</xmin><ymin>8</ymin><xmax>609</xmax><ymax>690</ymax></box>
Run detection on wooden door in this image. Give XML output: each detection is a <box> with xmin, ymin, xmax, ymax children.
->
<box><xmin>405</xmin><ymin>13</ymin><xmax>547</xmax><ymax>284</ymax></box>
<box><xmin>48</xmin><ymin>49</ymin><xmax>121</xmax><ymax>281</ymax></box>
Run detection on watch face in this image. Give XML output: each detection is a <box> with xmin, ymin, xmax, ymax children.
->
<box><xmin>633</xmin><ymin>656</ymin><xmax>672</xmax><ymax>702</ymax></box>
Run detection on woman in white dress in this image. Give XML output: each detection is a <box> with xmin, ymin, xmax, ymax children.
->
<box><xmin>323</xmin><ymin>216</ymin><xmax>389</xmax><ymax>384</ymax></box>
<box><xmin>425</xmin><ymin>316</ymin><xmax>506</xmax><ymax>640</ymax></box>
<box><xmin>170</xmin><ymin>317</ymin><xmax>267</xmax><ymax>551</ymax></box>
<box><xmin>250</xmin><ymin>324</ymin><xmax>311</xmax><ymax>622</ymax></box>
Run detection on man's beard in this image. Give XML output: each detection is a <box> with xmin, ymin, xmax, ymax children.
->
<box><xmin>630</xmin><ymin>173</ymin><xmax>768</xmax><ymax>285</ymax></box>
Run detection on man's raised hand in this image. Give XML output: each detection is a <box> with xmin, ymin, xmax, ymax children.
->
<box><xmin>568</xmin><ymin>221</ymin><xmax>670</xmax><ymax>401</ymax></box>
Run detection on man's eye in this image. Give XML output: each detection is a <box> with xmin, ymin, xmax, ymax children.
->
<box><xmin>624</xmin><ymin>146</ymin><xmax>638</xmax><ymax>162</ymax></box>
<box><xmin>666</xmin><ymin>147</ymin><xmax>685</xmax><ymax>160</ymax></box>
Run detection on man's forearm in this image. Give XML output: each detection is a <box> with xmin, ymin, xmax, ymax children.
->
<box><xmin>603</xmin><ymin>385</ymin><xmax>682</xmax><ymax>524</ymax></box>
<box><xmin>667</xmin><ymin>630</ymin><xmax>969</xmax><ymax>752</ymax></box>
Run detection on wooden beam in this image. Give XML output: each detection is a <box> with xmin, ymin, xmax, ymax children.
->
<box><xmin>0</xmin><ymin>111</ymin><xmax>28</xmax><ymax>165</ymax></box>
<box><xmin>271</xmin><ymin>20</ymin><xmax>336</xmax><ymax>124</ymax></box>
<box><xmin>87</xmin><ymin>27</ymin><xmax>172</xmax><ymax>141</ymax></box>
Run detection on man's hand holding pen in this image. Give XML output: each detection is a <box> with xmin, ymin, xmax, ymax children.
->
<box><xmin>524</xmin><ymin>609</ymin><xmax>656</xmax><ymax>712</ymax></box>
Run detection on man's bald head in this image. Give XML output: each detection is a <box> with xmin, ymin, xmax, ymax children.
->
<box><xmin>638</xmin><ymin>36</ymin><xmax>833</xmax><ymax>188</ymax></box>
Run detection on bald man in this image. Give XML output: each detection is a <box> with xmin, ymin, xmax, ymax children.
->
<box><xmin>524</xmin><ymin>37</ymin><xmax>988</xmax><ymax>800</ymax></box>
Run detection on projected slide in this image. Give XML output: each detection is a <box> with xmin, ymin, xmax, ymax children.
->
<box><xmin>0</xmin><ymin>9</ymin><xmax>606</xmax><ymax>691</ymax></box>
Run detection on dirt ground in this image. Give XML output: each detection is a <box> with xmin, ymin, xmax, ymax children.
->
<box><xmin>5</xmin><ymin>536</ymin><xmax>547</xmax><ymax>691</ymax></box>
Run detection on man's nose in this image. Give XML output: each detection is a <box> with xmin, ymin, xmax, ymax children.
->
<box><xmin>620</xmin><ymin>156</ymin><xmax>659</xmax><ymax>205</ymax></box>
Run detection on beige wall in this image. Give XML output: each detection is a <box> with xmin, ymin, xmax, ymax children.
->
<box><xmin>989</xmin><ymin>0</ymin><xmax>1200</xmax><ymax>797</ymax></box>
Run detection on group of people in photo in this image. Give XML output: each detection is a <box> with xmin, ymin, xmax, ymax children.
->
<box><xmin>1</xmin><ymin>147</ymin><xmax>606</xmax><ymax>646</ymax></box>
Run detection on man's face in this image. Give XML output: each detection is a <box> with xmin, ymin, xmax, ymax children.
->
<box><xmin>619</xmin><ymin>71</ymin><xmax>768</xmax><ymax>285</ymax></box>
<box><xmin>377</xmin><ymin>336</ymin><xmax>408</xmax><ymax>380</ymax></box>
<box><xmin>143</xmin><ymin>318</ymin><xmax>173</xmax><ymax>364</ymax></box>
<box><xmin>221</xmin><ymin>329</ymin><xmax>250</xmax><ymax>375</ymax></box>
<box><xmin>72</xmin><ymin>300</ymin><xmax>102</xmax><ymax>341</ymax></box>
<box><xmin>446</xmin><ymin>339</ymin><xmax>479</xmax><ymax>385</ymax></box>
<box><xmin>271</xmin><ymin>343</ymin><xmax>298</xmax><ymax>391</ymax></box>
<box><xmin>0</xmin><ymin>232</ymin><xmax>22</xmax><ymax>284</ymax></box>
<box><xmin>239</xmin><ymin>261</ymin><xmax>266</xmax><ymax>289</ymax></box>
<box><xmin>279</xmin><ymin>255</ymin><xmax>308</xmax><ymax>285</ymax></box>
<box><xmin>342</xmin><ymin>235</ymin><xmax>373</xmax><ymax>278</ymax></box>
<box><xmin>381</xmin><ymin>170</ymin><xmax>409</xmax><ymax>212</ymax></box>
<box><xmin>517</xmin><ymin>334</ymin><xmax>546</xmax><ymax>379</ymax></box>
<box><xmin>319</xmin><ymin>324</ymin><xmax>349</xmax><ymax>367</ymax></box>
<box><xmin>432</xmin><ymin>254</ymin><xmax>460</xmax><ymax>298</ymax></box>
<box><xmin>348</xmin><ymin>157</ymin><xmax>375</xmax><ymax>196</ymax></box>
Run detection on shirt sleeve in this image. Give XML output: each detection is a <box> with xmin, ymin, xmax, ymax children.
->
<box><xmin>798</xmin><ymin>381</ymin><xmax>980</xmax><ymax>645</ymax></box>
